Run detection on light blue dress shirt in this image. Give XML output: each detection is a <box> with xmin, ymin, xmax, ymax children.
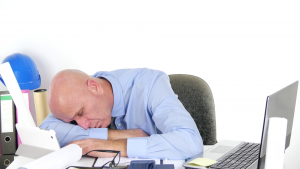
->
<box><xmin>40</xmin><ymin>68</ymin><xmax>203</xmax><ymax>160</ymax></box>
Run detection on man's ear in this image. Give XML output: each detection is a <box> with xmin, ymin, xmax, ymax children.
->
<box><xmin>87</xmin><ymin>79</ymin><xmax>104</xmax><ymax>94</ymax></box>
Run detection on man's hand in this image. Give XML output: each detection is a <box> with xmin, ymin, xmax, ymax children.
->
<box><xmin>69</xmin><ymin>129</ymin><xmax>148</xmax><ymax>158</ymax></box>
<box><xmin>108</xmin><ymin>129</ymin><xmax>149</xmax><ymax>140</ymax></box>
<box><xmin>69</xmin><ymin>138</ymin><xmax>127</xmax><ymax>158</ymax></box>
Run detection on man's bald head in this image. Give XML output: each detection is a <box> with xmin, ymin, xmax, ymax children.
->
<box><xmin>49</xmin><ymin>69</ymin><xmax>89</xmax><ymax>117</ymax></box>
<box><xmin>48</xmin><ymin>69</ymin><xmax>114</xmax><ymax>129</ymax></box>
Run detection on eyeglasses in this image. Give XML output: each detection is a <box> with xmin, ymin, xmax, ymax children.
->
<box><xmin>66</xmin><ymin>150</ymin><xmax>121</xmax><ymax>169</ymax></box>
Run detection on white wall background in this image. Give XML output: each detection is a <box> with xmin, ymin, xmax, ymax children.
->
<box><xmin>0</xmin><ymin>1</ymin><xmax>299</xmax><ymax>167</ymax></box>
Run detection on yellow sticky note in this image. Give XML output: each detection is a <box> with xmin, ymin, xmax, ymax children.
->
<box><xmin>187</xmin><ymin>158</ymin><xmax>217</xmax><ymax>167</ymax></box>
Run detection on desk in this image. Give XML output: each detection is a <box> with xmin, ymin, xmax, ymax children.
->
<box><xmin>69</xmin><ymin>146</ymin><xmax>213</xmax><ymax>169</ymax></box>
<box><xmin>9</xmin><ymin>145</ymin><xmax>296</xmax><ymax>168</ymax></box>
<box><xmin>7</xmin><ymin>146</ymin><xmax>212</xmax><ymax>169</ymax></box>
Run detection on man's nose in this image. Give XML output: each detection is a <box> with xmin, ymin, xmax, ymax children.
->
<box><xmin>74</xmin><ymin>117</ymin><xmax>89</xmax><ymax>130</ymax></box>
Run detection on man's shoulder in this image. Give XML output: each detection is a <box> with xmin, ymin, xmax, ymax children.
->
<box><xmin>93</xmin><ymin>68</ymin><xmax>167</xmax><ymax>80</ymax></box>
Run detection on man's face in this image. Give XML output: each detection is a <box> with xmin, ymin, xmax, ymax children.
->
<box><xmin>53</xmin><ymin>92</ymin><xmax>112</xmax><ymax>130</ymax></box>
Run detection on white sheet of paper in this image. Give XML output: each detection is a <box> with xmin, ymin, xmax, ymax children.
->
<box><xmin>8</xmin><ymin>156</ymin><xmax>95</xmax><ymax>169</ymax></box>
<box><xmin>21</xmin><ymin>144</ymin><xmax>82</xmax><ymax>169</ymax></box>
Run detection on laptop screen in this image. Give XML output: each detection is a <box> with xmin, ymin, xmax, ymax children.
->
<box><xmin>257</xmin><ymin>81</ymin><xmax>298</xmax><ymax>168</ymax></box>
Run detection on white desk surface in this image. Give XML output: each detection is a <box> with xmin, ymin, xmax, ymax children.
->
<box><xmin>72</xmin><ymin>146</ymin><xmax>213</xmax><ymax>169</ymax></box>
<box><xmin>8</xmin><ymin>146</ymin><xmax>211</xmax><ymax>169</ymax></box>
<box><xmin>9</xmin><ymin>144</ymin><xmax>297</xmax><ymax>168</ymax></box>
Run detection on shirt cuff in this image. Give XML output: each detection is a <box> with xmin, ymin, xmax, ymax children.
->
<box><xmin>127</xmin><ymin>137</ymin><xmax>148</xmax><ymax>158</ymax></box>
<box><xmin>89</xmin><ymin>128</ymin><xmax>108</xmax><ymax>140</ymax></box>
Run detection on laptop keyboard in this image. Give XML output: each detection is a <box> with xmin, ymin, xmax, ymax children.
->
<box><xmin>209</xmin><ymin>142</ymin><xmax>260</xmax><ymax>169</ymax></box>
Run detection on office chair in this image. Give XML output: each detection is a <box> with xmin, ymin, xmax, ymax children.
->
<box><xmin>169</xmin><ymin>74</ymin><xmax>217</xmax><ymax>145</ymax></box>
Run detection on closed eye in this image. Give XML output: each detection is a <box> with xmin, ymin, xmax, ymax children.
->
<box><xmin>72</xmin><ymin>108</ymin><xmax>84</xmax><ymax>119</ymax></box>
<box><xmin>78</xmin><ymin>109</ymin><xmax>84</xmax><ymax>116</ymax></box>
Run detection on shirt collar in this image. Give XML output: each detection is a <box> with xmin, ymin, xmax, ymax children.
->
<box><xmin>94</xmin><ymin>75</ymin><xmax>125</xmax><ymax>117</ymax></box>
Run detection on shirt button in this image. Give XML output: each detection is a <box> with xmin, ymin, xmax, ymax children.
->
<box><xmin>118</xmin><ymin>123</ymin><xmax>121</xmax><ymax>127</ymax></box>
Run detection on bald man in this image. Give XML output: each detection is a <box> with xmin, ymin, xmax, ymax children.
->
<box><xmin>40</xmin><ymin>68</ymin><xmax>203</xmax><ymax>160</ymax></box>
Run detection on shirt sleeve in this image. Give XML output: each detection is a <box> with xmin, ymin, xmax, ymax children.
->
<box><xmin>39</xmin><ymin>113</ymin><xmax>108</xmax><ymax>147</ymax></box>
<box><xmin>127</xmin><ymin>72</ymin><xmax>203</xmax><ymax>160</ymax></box>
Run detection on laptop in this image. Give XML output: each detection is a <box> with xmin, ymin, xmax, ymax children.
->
<box><xmin>183</xmin><ymin>81</ymin><xmax>298</xmax><ymax>169</ymax></box>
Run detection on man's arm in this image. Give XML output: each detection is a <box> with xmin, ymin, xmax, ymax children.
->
<box><xmin>66</xmin><ymin>130</ymin><xmax>148</xmax><ymax>158</ymax></box>
<box><xmin>108</xmin><ymin>129</ymin><xmax>148</xmax><ymax>140</ymax></box>
<box><xmin>40</xmin><ymin>114</ymin><xmax>148</xmax><ymax>147</ymax></box>
<box><xmin>40</xmin><ymin>114</ymin><xmax>108</xmax><ymax>147</ymax></box>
